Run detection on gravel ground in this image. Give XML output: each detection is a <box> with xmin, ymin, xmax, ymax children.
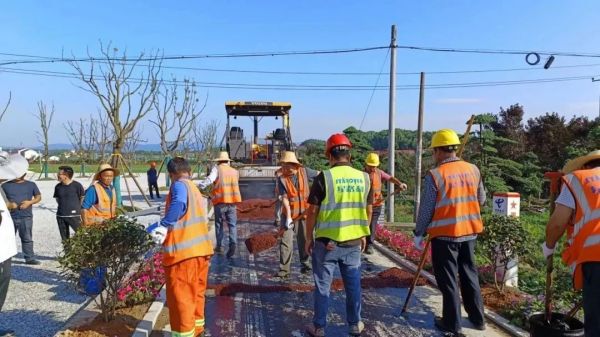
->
<box><xmin>0</xmin><ymin>172</ymin><xmax>166</xmax><ymax>337</ymax></box>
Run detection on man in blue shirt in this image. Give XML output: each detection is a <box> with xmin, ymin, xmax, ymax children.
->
<box><xmin>147</xmin><ymin>162</ymin><xmax>160</xmax><ymax>199</ymax></box>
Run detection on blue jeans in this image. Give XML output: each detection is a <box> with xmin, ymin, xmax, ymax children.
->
<box><xmin>214</xmin><ymin>204</ymin><xmax>237</xmax><ymax>248</ymax></box>
<box><xmin>13</xmin><ymin>217</ymin><xmax>35</xmax><ymax>260</ymax></box>
<box><xmin>312</xmin><ymin>240</ymin><xmax>362</xmax><ymax>328</ymax></box>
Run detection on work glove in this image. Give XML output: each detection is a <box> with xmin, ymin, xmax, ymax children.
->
<box><xmin>285</xmin><ymin>217</ymin><xmax>294</xmax><ymax>230</ymax></box>
<box><xmin>399</xmin><ymin>183</ymin><xmax>408</xmax><ymax>191</ymax></box>
<box><xmin>147</xmin><ymin>222</ymin><xmax>168</xmax><ymax>245</ymax></box>
<box><xmin>541</xmin><ymin>242</ymin><xmax>555</xmax><ymax>259</ymax></box>
<box><xmin>413</xmin><ymin>236</ymin><xmax>425</xmax><ymax>251</ymax></box>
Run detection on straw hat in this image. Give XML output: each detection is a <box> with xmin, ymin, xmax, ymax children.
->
<box><xmin>212</xmin><ymin>151</ymin><xmax>231</xmax><ymax>162</ymax></box>
<box><xmin>562</xmin><ymin>150</ymin><xmax>600</xmax><ymax>174</ymax></box>
<box><xmin>0</xmin><ymin>151</ymin><xmax>29</xmax><ymax>180</ymax></box>
<box><xmin>279</xmin><ymin>151</ymin><xmax>301</xmax><ymax>165</ymax></box>
<box><xmin>94</xmin><ymin>163</ymin><xmax>120</xmax><ymax>181</ymax></box>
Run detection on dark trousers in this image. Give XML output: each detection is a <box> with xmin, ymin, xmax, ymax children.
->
<box><xmin>13</xmin><ymin>217</ymin><xmax>35</xmax><ymax>261</ymax></box>
<box><xmin>149</xmin><ymin>182</ymin><xmax>160</xmax><ymax>198</ymax></box>
<box><xmin>431</xmin><ymin>238</ymin><xmax>485</xmax><ymax>333</ymax></box>
<box><xmin>0</xmin><ymin>258</ymin><xmax>11</xmax><ymax>311</ymax></box>
<box><xmin>582</xmin><ymin>262</ymin><xmax>600</xmax><ymax>337</ymax></box>
<box><xmin>367</xmin><ymin>205</ymin><xmax>383</xmax><ymax>245</ymax></box>
<box><xmin>56</xmin><ymin>216</ymin><xmax>81</xmax><ymax>241</ymax></box>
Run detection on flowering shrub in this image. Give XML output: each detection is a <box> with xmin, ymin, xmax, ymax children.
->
<box><xmin>375</xmin><ymin>224</ymin><xmax>432</xmax><ymax>269</ymax></box>
<box><xmin>117</xmin><ymin>251</ymin><xmax>165</xmax><ymax>306</ymax></box>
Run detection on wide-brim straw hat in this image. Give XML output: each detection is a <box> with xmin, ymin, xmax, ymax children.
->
<box><xmin>212</xmin><ymin>151</ymin><xmax>231</xmax><ymax>162</ymax></box>
<box><xmin>94</xmin><ymin>163</ymin><xmax>120</xmax><ymax>181</ymax></box>
<box><xmin>279</xmin><ymin>151</ymin><xmax>301</xmax><ymax>165</ymax></box>
<box><xmin>562</xmin><ymin>150</ymin><xmax>600</xmax><ymax>174</ymax></box>
<box><xmin>0</xmin><ymin>151</ymin><xmax>29</xmax><ymax>180</ymax></box>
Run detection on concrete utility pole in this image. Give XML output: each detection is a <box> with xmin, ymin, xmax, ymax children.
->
<box><xmin>414</xmin><ymin>72</ymin><xmax>425</xmax><ymax>222</ymax></box>
<box><xmin>387</xmin><ymin>25</ymin><xmax>397</xmax><ymax>222</ymax></box>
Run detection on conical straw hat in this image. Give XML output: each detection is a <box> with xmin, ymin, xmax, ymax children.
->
<box><xmin>212</xmin><ymin>151</ymin><xmax>231</xmax><ymax>162</ymax></box>
<box><xmin>279</xmin><ymin>151</ymin><xmax>300</xmax><ymax>165</ymax></box>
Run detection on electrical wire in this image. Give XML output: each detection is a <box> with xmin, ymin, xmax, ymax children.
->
<box><xmin>1</xmin><ymin>66</ymin><xmax>597</xmax><ymax>91</ymax></box>
<box><xmin>359</xmin><ymin>48</ymin><xmax>390</xmax><ymax>129</ymax></box>
<box><xmin>395</xmin><ymin>45</ymin><xmax>600</xmax><ymax>58</ymax></box>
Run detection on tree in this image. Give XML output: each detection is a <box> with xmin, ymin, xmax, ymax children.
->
<box><xmin>297</xmin><ymin>139</ymin><xmax>328</xmax><ymax>171</ymax></box>
<box><xmin>151</xmin><ymin>79</ymin><xmax>205</xmax><ymax>158</ymax></box>
<box><xmin>35</xmin><ymin>101</ymin><xmax>55</xmax><ymax>179</ymax></box>
<box><xmin>95</xmin><ymin>109</ymin><xmax>113</xmax><ymax>162</ymax></box>
<box><xmin>525</xmin><ymin>113</ymin><xmax>571</xmax><ymax>172</ymax></box>
<box><xmin>70</xmin><ymin>42</ymin><xmax>161</xmax><ymax>167</ymax></box>
<box><xmin>123</xmin><ymin>125</ymin><xmax>146</xmax><ymax>164</ymax></box>
<box><xmin>492</xmin><ymin>104</ymin><xmax>527</xmax><ymax>159</ymax></box>
<box><xmin>65</xmin><ymin>116</ymin><xmax>97</xmax><ymax>176</ymax></box>
<box><xmin>190</xmin><ymin>119</ymin><xmax>219</xmax><ymax>177</ymax></box>
<box><xmin>0</xmin><ymin>92</ymin><xmax>10</xmax><ymax>124</ymax></box>
<box><xmin>70</xmin><ymin>42</ymin><xmax>162</xmax><ymax>204</ymax></box>
<box><xmin>343</xmin><ymin>126</ymin><xmax>373</xmax><ymax>170</ymax></box>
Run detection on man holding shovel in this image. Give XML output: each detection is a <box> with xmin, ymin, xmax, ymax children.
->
<box><xmin>543</xmin><ymin>150</ymin><xmax>600</xmax><ymax>336</ymax></box>
<box><xmin>273</xmin><ymin>151</ymin><xmax>319</xmax><ymax>279</ymax></box>
<box><xmin>363</xmin><ymin>152</ymin><xmax>408</xmax><ymax>254</ymax></box>
<box><xmin>413</xmin><ymin>129</ymin><xmax>486</xmax><ymax>336</ymax></box>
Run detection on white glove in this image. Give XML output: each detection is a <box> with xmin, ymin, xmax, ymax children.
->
<box><xmin>399</xmin><ymin>183</ymin><xmax>408</xmax><ymax>191</ymax></box>
<box><xmin>542</xmin><ymin>242</ymin><xmax>555</xmax><ymax>259</ymax></box>
<box><xmin>413</xmin><ymin>236</ymin><xmax>425</xmax><ymax>251</ymax></box>
<box><xmin>285</xmin><ymin>217</ymin><xmax>294</xmax><ymax>230</ymax></box>
<box><xmin>147</xmin><ymin>222</ymin><xmax>168</xmax><ymax>245</ymax></box>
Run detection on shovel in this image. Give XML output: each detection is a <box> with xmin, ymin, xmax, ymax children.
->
<box><xmin>401</xmin><ymin>238</ymin><xmax>430</xmax><ymax>314</ymax></box>
<box><xmin>544</xmin><ymin>254</ymin><xmax>554</xmax><ymax>324</ymax></box>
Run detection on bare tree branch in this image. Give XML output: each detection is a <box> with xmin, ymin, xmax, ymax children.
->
<box><xmin>152</xmin><ymin>78</ymin><xmax>204</xmax><ymax>157</ymax></box>
<box><xmin>34</xmin><ymin>101</ymin><xmax>55</xmax><ymax>163</ymax></box>
<box><xmin>69</xmin><ymin>41</ymin><xmax>162</xmax><ymax>168</ymax></box>
<box><xmin>0</xmin><ymin>92</ymin><xmax>11</xmax><ymax>124</ymax></box>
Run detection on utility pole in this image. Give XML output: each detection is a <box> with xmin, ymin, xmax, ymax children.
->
<box><xmin>387</xmin><ymin>25</ymin><xmax>397</xmax><ymax>223</ymax></box>
<box><xmin>593</xmin><ymin>77</ymin><xmax>600</xmax><ymax>119</ymax></box>
<box><xmin>414</xmin><ymin>72</ymin><xmax>425</xmax><ymax>222</ymax></box>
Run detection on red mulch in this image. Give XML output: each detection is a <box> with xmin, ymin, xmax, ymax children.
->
<box><xmin>59</xmin><ymin>302</ymin><xmax>151</xmax><ymax>337</ymax></box>
<box><xmin>245</xmin><ymin>231</ymin><xmax>279</xmax><ymax>254</ymax></box>
<box><xmin>237</xmin><ymin>198</ymin><xmax>277</xmax><ymax>220</ymax></box>
<box><xmin>480</xmin><ymin>284</ymin><xmax>524</xmax><ymax>313</ymax></box>
<box><xmin>208</xmin><ymin>267</ymin><xmax>423</xmax><ymax>296</ymax></box>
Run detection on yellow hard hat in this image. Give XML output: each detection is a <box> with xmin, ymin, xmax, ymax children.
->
<box><xmin>365</xmin><ymin>152</ymin><xmax>380</xmax><ymax>167</ymax></box>
<box><xmin>430</xmin><ymin>129</ymin><xmax>461</xmax><ymax>148</ymax></box>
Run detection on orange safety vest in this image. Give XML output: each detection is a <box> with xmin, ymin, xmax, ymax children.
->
<box><xmin>162</xmin><ymin>179</ymin><xmax>213</xmax><ymax>266</ymax></box>
<box><xmin>561</xmin><ymin>168</ymin><xmax>600</xmax><ymax>290</ymax></box>
<box><xmin>280</xmin><ymin>167</ymin><xmax>309</xmax><ymax>218</ymax></box>
<box><xmin>427</xmin><ymin>160</ymin><xmax>483</xmax><ymax>239</ymax></box>
<box><xmin>82</xmin><ymin>182</ymin><xmax>117</xmax><ymax>226</ymax></box>
<box><xmin>369</xmin><ymin>168</ymin><xmax>383</xmax><ymax>207</ymax></box>
<box><xmin>210</xmin><ymin>165</ymin><xmax>242</xmax><ymax>205</ymax></box>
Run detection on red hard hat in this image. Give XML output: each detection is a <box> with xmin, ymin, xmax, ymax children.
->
<box><xmin>150</xmin><ymin>162</ymin><xmax>157</xmax><ymax>167</ymax></box>
<box><xmin>325</xmin><ymin>133</ymin><xmax>352</xmax><ymax>155</ymax></box>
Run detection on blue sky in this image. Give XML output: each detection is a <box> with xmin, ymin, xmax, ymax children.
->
<box><xmin>1</xmin><ymin>1</ymin><xmax>600</xmax><ymax>148</ymax></box>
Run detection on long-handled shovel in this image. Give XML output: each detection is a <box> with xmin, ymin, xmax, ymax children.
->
<box><xmin>401</xmin><ymin>238</ymin><xmax>430</xmax><ymax>314</ymax></box>
<box><xmin>565</xmin><ymin>300</ymin><xmax>583</xmax><ymax>320</ymax></box>
<box><xmin>544</xmin><ymin>254</ymin><xmax>554</xmax><ymax>324</ymax></box>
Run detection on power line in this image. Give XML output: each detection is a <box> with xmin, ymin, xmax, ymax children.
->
<box><xmin>0</xmin><ymin>46</ymin><xmax>390</xmax><ymax>66</ymax></box>
<box><xmin>395</xmin><ymin>45</ymin><xmax>600</xmax><ymax>58</ymax></box>
<box><xmin>359</xmin><ymin>48</ymin><xmax>389</xmax><ymax>129</ymax></box>
<box><xmin>0</xmin><ymin>66</ymin><xmax>598</xmax><ymax>91</ymax></box>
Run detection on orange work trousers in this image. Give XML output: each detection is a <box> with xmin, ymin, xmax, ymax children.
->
<box><xmin>165</xmin><ymin>256</ymin><xmax>210</xmax><ymax>337</ymax></box>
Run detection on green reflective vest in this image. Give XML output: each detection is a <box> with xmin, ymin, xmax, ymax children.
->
<box><xmin>315</xmin><ymin>165</ymin><xmax>371</xmax><ymax>242</ymax></box>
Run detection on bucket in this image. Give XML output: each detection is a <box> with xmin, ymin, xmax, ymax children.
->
<box><xmin>528</xmin><ymin>312</ymin><xmax>584</xmax><ymax>337</ymax></box>
<box><xmin>79</xmin><ymin>266</ymin><xmax>107</xmax><ymax>295</ymax></box>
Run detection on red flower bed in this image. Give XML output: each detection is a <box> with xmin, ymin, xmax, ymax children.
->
<box><xmin>117</xmin><ymin>252</ymin><xmax>165</xmax><ymax>306</ymax></box>
<box><xmin>375</xmin><ymin>224</ymin><xmax>432</xmax><ymax>269</ymax></box>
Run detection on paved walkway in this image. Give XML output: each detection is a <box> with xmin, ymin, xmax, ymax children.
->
<box><xmin>153</xmin><ymin>220</ymin><xmax>510</xmax><ymax>337</ymax></box>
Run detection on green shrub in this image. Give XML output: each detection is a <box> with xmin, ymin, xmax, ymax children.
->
<box><xmin>59</xmin><ymin>216</ymin><xmax>155</xmax><ymax>321</ymax></box>
<box><xmin>478</xmin><ymin>213</ymin><xmax>533</xmax><ymax>292</ymax></box>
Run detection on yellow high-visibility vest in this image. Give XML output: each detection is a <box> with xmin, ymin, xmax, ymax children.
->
<box><xmin>315</xmin><ymin>165</ymin><xmax>370</xmax><ymax>242</ymax></box>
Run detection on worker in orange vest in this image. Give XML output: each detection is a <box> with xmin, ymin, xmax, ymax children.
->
<box><xmin>81</xmin><ymin>164</ymin><xmax>118</xmax><ymax>227</ymax></box>
<box><xmin>413</xmin><ymin>129</ymin><xmax>486</xmax><ymax>336</ymax></box>
<box><xmin>153</xmin><ymin>157</ymin><xmax>213</xmax><ymax>337</ymax></box>
<box><xmin>274</xmin><ymin>151</ymin><xmax>319</xmax><ymax>279</ymax></box>
<box><xmin>543</xmin><ymin>150</ymin><xmax>600</xmax><ymax>336</ymax></box>
<box><xmin>274</xmin><ymin>167</ymin><xmax>283</xmax><ymax>227</ymax></box>
<box><xmin>363</xmin><ymin>152</ymin><xmax>407</xmax><ymax>254</ymax></box>
<box><xmin>199</xmin><ymin>151</ymin><xmax>242</xmax><ymax>258</ymax></box>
